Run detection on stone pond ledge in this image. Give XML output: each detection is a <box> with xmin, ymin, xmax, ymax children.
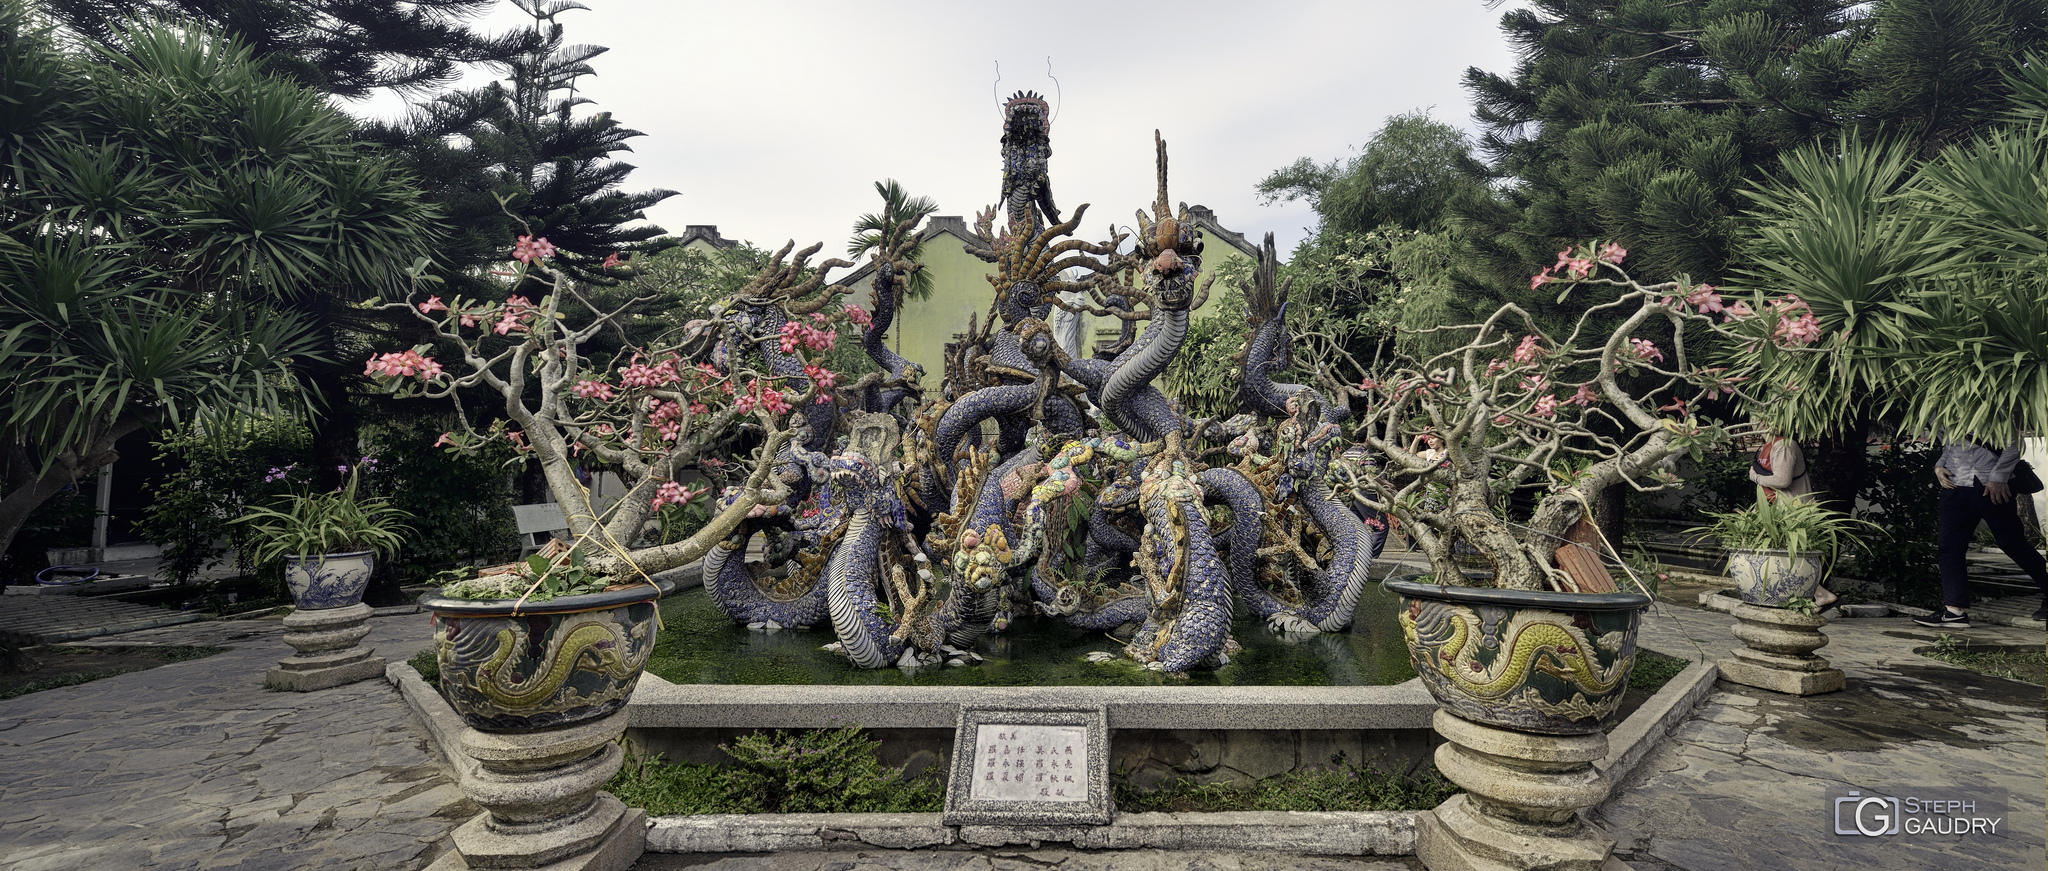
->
<box><xmin>644</xmin><ymin>809</ymin><xmax>1418</xmax><ymax>854</ymax></box>
<box><xmin>624</xmin><ymin>673</ymin><xmax>1441</xmax><ymax>730</ymax></box>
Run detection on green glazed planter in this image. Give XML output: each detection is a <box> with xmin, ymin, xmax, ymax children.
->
<box><xmin>1385</xmin><ymin>578</ymin><xmax>1649</xmax><ymax>735</ymax></box>
<box><xmin>421</xmin><ymin>581</ymin><xmax>663</xmax><ymax>732</ymax></box>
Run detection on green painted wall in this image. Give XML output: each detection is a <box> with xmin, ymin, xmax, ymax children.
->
<box><xmin>838</xmin><ymin>218</ymin><xmax>1260</xmax><ymax>385</ymax></box>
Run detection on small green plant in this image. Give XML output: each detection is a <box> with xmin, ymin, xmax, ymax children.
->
<box><xmin>1686</xmin><ymin>497</ymin><xmax>1884</xmax><ymax>569</ymax></box>
<box><xmin>407</xmin><ymin>648</ymin><xmax>440</xmax><ymax>684</ymax></box>
<box><xmin>1920</xmin><ymin>636</ymin><xmax>2046</xmax><ymax>685</ymax></box>
<box><xmin>1626</xmin><ymin>649</ymin><xmax>1693</xmax><ymax>696</ymax></box>
<box><xmin>439</xmin><ymin>547</ymin><xmax>613</xmax><ymax>602</ymax></box>
<box><xmin>233</xmin><ymin>463</ymin><xmax>413</xmax><ymax>563</ymax></box>
<box><xmin>1782</xmin><ymin>596</ymin><xmax>1818</xmax><ymax>616</ymax></box>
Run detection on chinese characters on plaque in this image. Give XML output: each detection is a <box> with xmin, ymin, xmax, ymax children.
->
<box><xmin>967</xmin><ymin>724</ymin><xmax>1088</xmax><ymax>803</ymax></box>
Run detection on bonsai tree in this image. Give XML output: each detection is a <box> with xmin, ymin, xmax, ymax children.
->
<box><xmin>363</xmin><ymin>236</ymin><xmax>850</xmax><ymax>585</ymax></box>
<box><xmin>1333</xmin><ymin>243</ymin><xmax>1817</xmax><ymax>590</ymax></box>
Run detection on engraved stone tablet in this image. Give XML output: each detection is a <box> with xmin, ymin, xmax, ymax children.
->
<box><xmin>943</xmin><ymin>706</ymin><xmax>1111</xmax><ymax>826</ymax></box>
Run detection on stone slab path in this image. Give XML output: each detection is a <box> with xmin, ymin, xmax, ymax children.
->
<box><xmin>0</xmin><ymin>595</ymin><xmax>203</xmax><ymax>645</ymax></box>
<box><xmin>1596</xmin><ymin>602</ymin><xmax>2045</xmax><ymax>870</ymax></box>
<box><xmin>631</xmin><ymin>850</ymin><xmax>1422</xmax><ymax>870</ymax></box>
<box><xmin>0</xmin><ymin>613</ymin><xmax>462</xmax><ymax>871</ymax></box>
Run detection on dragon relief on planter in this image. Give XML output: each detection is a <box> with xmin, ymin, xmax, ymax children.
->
<box><xmin>1399</xmin><ymin>597</ymin><xmax>1638</xmax><ymax>734</ymax></box>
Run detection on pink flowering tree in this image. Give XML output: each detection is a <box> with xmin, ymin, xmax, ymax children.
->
<box><xmin>1331</xmin><ymin>242</ymin><xmax>1824</xmax><ymax>591</ymax></box>
<box><xmin>361</xmin><ymin>237</ymin><xmax>848</xmax><ymax>581</ymax></box>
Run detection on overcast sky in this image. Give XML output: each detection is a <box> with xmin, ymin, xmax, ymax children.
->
<box><xmin>352</xmin><ymin>1</ymin><xmax>1521</xmax><ymax>266</ymax></box>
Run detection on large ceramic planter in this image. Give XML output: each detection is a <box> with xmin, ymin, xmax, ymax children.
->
<box><xmin>420</xmin><ymin>582</ymin><xmax>663</xmax><ymax>732</ymax></box>
<box><xmin>1385</xmin><ymin>578</ymin><xmax>1649</xmax><ymax>735</ymax></box>
<box><xmin>1724</xmin><ymin>548</ymin><xmax>1823</xmax><ymax>606</ymax></box>
<box><xmin>284</xmin><ymin>551</ymin><xmax>374</xmax><ymax>610</ymax></box>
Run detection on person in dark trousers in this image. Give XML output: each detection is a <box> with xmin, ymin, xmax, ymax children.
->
<box><xmin>1914</xmin><ymin>434</ymin><xmax>2048</xmax><ymax>628</ymax></box>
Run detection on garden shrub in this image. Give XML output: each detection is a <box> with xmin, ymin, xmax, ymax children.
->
<box><xmin>360</xmin><ymin>415</ymin><xmax>518</xmax><ymax>579</ymax></box>
<box><xmin>605</xmin><ymin>725</ymin><xmax>944</xmax><ymax>815</ymax></box>
<box><xmin>1846</xmin><ymin>441</ymin><xmax>1941</xmax><ymax>607</ymax></box>
<box><xmin>1113</xmin><ymin>754</ymin><xmax>1460</xmax><ymax>813</ymax></box>
<box><xmin>138</xmin><ymin>417</ymin><xmax>313</xmax><ymax>590</ymax></box>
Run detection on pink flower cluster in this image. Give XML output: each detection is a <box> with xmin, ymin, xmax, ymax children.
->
<box><xmin>1627</xmin><ymin>338</ymin><xmax>1665</xmax><ymax>363</ymax></box>
<box><xmin>731</xmin><ymin>379</ymin><xmax>792</xmax><ymax>416</ymax></box>
<box><xmin>364</xmin><ymin>350</ymin><xmax>443</xmax><ymax>380</ymax></box>
<box><xmin>842</xmin><ymin>303</ymin><xmax>873</xmax><ymax>328</ymax></box>
<box><xmin>572</xmin><ymin>379</ymin><xmax>616</xmax><ymax>401</ymax></box>
<box><xmin>1512</xmin><ymin>335</ymin><xmax>1545</xmax><ymax>364</ymax></box>
<box><xmin>1770</xmin><ymin>295</ymin><xmax>1820</xmax><ymax>345</ymax></box>
<box><xmin>513</xmin><ymin>235</ymin><xmax>556</xmax><ymax>264</ymax></box>
<box><xmin>1531</xmin><ymin>394</ymin><xmax>1559</xmax><ymax>418</ymax></box>
<box><xmin>494</xmin><ymin>296</ymin><xmax>534</xmax><ymax>335</ymax></box>
<box><xmin>649</xmin><ymin>480</ymin><xmax>707</xmax><ymax>511</ymax></box>
<box><xmin>648</xmin><ymin>399</ymin><xmax>690</xmax><ymax>441</ymax></box>
<box><xmin>1529</xmin><ymin>242</ymin><xmax>1626</xmax><ymax>290</ymax></box>
<box><xmin>778</xmin><ymin>315</ymin><xmax>837</xmax><ymax>354</ymax></box>
<box><xmin>619</xmin><ymin>358</ymin><xmax>682</xmax><ymax>388</ymax></box>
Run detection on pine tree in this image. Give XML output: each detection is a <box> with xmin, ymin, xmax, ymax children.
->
<box><xmin>1457</xmin><ymin>0</ymin><xmax>2045</xmax><ymax>302</ymax></box>
<box><xmin>41</xmin><ymin>0</ymin><xmax>538</xmax><ymax>98</ymax></box>
<box><xmin>360</xmin><ymin>0</ymin><xmax>675</xmax><ymax>287</ymax></box>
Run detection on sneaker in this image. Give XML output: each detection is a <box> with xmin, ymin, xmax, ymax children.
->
<box><xmin>1913</xmin><ymin>609</ymin><xmax>1972</xmax><ymax>629</ymax></box>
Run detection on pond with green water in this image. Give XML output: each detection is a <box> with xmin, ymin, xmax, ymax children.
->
<box><xmin>643</xmin><ymin>580</ymin><xmax>1419</xmax><ymax>687</ymax></box>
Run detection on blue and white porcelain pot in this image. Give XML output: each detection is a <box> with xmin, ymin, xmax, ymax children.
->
<box><xmin>1724</xmin><ymin>548</ymin><xmax>1824</xmax><ymax>607</ymax></box>
<box><xmin>284</xmin><ymin>551</ymin><xmax>376</xmax><ymax>610</ymax></box>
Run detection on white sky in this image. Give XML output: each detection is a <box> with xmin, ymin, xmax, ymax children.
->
<box><xmin>349</xmin><ymin>1</ymin><xmax>1521</xmax><ymax>266</ymax></box>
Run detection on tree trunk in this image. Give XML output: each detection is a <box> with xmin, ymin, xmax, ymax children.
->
<box><xmin>1595</xmin><ymin>481</ymin><xmax>1628</xmax><ymax>552</ymax></box>
<box><xmin>0</xmin><ymin>426</ymin><xmax>134</xmax><ymax>568</ymax></box>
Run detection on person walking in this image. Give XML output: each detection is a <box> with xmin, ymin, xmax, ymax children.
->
<box><xmin>1915</xmin><ymin>434</ymin><xmax>2048</xmax><ymax>628</ymax></box>
<box><xmin>1747</xmin><ymin>428</ymin><xmax>1836</xmax><ymax>608</ymax></box>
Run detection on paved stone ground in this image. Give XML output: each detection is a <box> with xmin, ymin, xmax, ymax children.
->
<box><xmin>632</xmin><ymin>850</ymin><xmax>1422</xmax><ymax>870</ymax></box>
<box><xmin>0</xmin><ymin>613</ymin><xmax>463</xmax><ymax>871</ymax></box>
<box><xmin>0</xmin><ymin>595</ymin><xmax>204</xmax><ymax>645</ymax></box>
<box><xmin>1595</xmin><ymin>601</ymin><xmax>2046</xmax><ymax>870</ymax></box>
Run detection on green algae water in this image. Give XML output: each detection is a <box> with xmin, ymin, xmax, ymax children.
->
<box><xmin>644</xmin><ymin>579</ymin><xmax>1417</xmax><ymax>687</ymax></box>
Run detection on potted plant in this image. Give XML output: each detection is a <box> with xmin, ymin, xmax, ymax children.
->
<box><xmin>1324</xmin><ymin>242</ymin><xmax>1811</xmax><ymax>734</ymax></box>
<box><xmin>363</xmin><ymin>236</ymin><xmax>810</xmax><ymax>730</ymax></box>
<box><xmin>1688</xmin><ymin>497</ymin><xmax>1879</xmax><ymax>608</ymax></box>
<box><xmin>234</xmin><ymin>461</ymin><xmax>412</xmax><ymax>610</ymax></box>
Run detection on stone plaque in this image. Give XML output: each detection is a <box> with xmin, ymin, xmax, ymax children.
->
<box><xmin>943</xmin><ymin>706</ymin><xmax>1111</xmax><ymax>826</ymax></box>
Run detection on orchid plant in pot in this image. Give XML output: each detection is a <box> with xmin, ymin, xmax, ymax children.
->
<box><xmin>361</xmin><ymin>234</ymin><xmax>831</xmax><ymax>731</ymax></box>
<box><xmin>1320</xmin><ymin>242</ymin><xmax>1818</xmax><ymax>734</ymax></box>
<box><xmin>233</xmin><ymin>460</ymin><xmax>413</xmax><ymax>610</ymax></box>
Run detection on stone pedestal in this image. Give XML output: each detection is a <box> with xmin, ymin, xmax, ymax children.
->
<box><xmin>265</xmin><ymin>603</ymin><xmax>385</xmax><ymax>691</ymax></box>
<box><xmin>1415</xmin><ymin>709</ymin><xmax>1619</xmax><ymax>871</ymax></box>
<box><xmin>1717</xmin><ymin>602</ymin><xmax>1844</xmax><ymax>696</ymax></box>
<box><xmin>437</xmin><ymin>710</ymin><xmax>644</xmax><ymax>871</ymax></box>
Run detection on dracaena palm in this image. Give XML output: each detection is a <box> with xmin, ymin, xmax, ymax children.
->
<box><xmin>0</xmin><ymin>3</ymin><xmax>434</xmax><ymax>561</ymax></box>
<box><xmin>1886</xmin><ymin>58</ymin><xmax>2048</xmax><ymax>446</ymax></box>
<box><xmin>1726</xmin><ymin>134</ymin><xmax>1943</xmax><ymax>441</ymax></box>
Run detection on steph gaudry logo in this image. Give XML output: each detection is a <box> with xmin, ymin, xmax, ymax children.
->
<box><xmin>1830</xmin><ymin>787</ymin><xmax>2008</xmax><ymax>838</ymax></box>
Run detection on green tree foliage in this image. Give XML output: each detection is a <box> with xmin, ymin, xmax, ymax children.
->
<box><xmin>359</xmin><ymin>0</ymin><xmax>675</xmax><ymax>288</ymax></box>
<box><xmin>1458</xmin><ymin>0</ymin><xmax>2043</xmax><ymax>302</ymax></box>
<box><xmin>0</xmin><ymin>5</ymin><xmax>438</xmax><ymax>558</ymax></box>
<box><xmin>43</xmin><ymin>0</ymin><xmax>538</xmax><ymax>99</ymax></box>
<box><xmin>1258</xmin><ymin>110</ymin><xmax>1486</xmax><ymax>234</ymax></box>
<box><xmin>139</xmin><ymin>418</ymin><xmax>313</xmax><ymax>586</ymax></box>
